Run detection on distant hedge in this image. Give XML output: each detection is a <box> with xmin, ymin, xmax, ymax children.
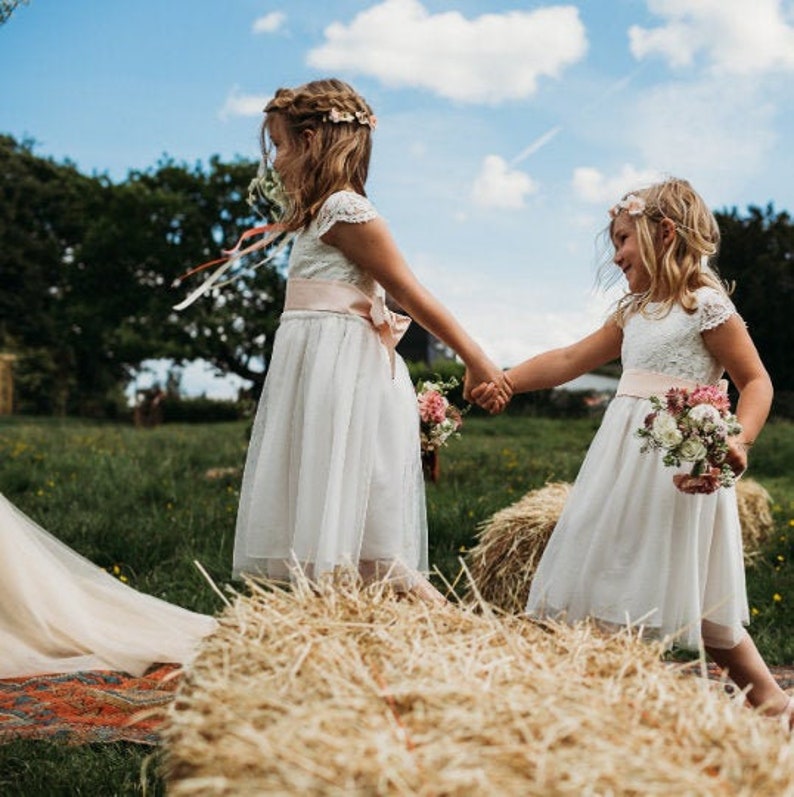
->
<box><xmin>161</xmin><ymin>396</ymin><xmax>251</xmax><ymax>424</ymax></box>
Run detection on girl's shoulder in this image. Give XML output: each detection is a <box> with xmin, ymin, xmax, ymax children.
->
<box><xmin>692</xmin><ymin>286</ymin><xmax>737</xmax><ymax>331</ymax></box>
<box><xmin>316</xmin><ymin>190</ymin><xmax>379</xmax><ymax>238</ymax></box>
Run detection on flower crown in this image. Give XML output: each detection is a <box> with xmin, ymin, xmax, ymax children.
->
<box><xmin>608</xmin><ymin>194</ymin><xmax>646</xmax><ymax>220</ymax></box>
<box><xmin>322</xmin><ymin>106</ymin><xmax>377</xmax><ymax>129</ymax></box>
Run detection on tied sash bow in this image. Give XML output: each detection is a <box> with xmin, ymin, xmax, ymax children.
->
<box><xmin>284</xmin><ymin>278</ymin><xmax>410</xmax><ymax>377</ymax></box>
<box><xmin>369</xmin><ymin>293</ymin><xmax>411</xmax><ymax>376</ymax></box>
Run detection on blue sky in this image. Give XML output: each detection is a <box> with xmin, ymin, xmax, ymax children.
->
<box><xmin>3</xmin><ymin>0</ymin><xmax>794</xmax><ymax>397</ymax></box>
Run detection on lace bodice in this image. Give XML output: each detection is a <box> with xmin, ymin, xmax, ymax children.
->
<box><xmin>621</xmin><ymin>287</ymin><xmax>736</xmax><ymax>383</ymax></box>
<box><xmin>288</xmin><ymin>191</ymin><xmax>379</xmax><ymax>295</ymax></box>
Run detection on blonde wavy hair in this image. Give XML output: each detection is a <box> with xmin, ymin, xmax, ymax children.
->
<box><xmin>261</xmin><ymin>78</ymin><xmax>375</xmax><ymax>231</ymax></box>
<box><xmin>606</xmin><ymin>178</ymin><xmax>731</xmax><ymax>325</ymax></box>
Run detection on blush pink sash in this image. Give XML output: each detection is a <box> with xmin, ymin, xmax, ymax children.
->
<box><xmin>284</xmin><ymin>278</ymin><xmax>411</xmax><ymax>377</ymax></box>
<box><xmin>616</xmin><ymin>368</ymin><xmax>728</xmax><ymax>399</ymax></box>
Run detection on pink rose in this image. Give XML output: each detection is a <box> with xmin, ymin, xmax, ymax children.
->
<box><xmin>418</xmin><ymin>390</ymin><xmax>449</xmax><ymax>425</ymax></box>
<box><xmin>673</xmin><ymin>468</ymin><xmax>722</xmax><ymax>494</ymax></box>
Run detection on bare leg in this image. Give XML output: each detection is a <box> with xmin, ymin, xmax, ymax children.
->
<box><xmin>359</xmin><ymin>560</ymin><xmax>447</xmax><ymax>605</ymax></box>
<box><xmin>705</xmin><ymin>632</ymin><xmax>791</xmax><ymax>721</ymax></box>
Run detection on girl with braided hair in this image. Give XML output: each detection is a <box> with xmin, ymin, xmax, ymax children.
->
<box><xmin>231</xmin><ymin>79</ymin><xmax>510</xmax><ymax>600</ymax></box>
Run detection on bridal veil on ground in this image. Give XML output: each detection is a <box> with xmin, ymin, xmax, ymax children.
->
<box><xmin>0</xmin><ymin>493</ymin><xmax>217</xmax><ymax>679</ymax></box>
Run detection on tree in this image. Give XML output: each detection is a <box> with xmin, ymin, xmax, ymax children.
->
<box><xmin>124</xmin><ymin>157</ymin><xmax>286</xmax><ymax>394</ymax></box>
<box><xmin>0</xmin><ymin>0</ymin><xmax>29</xmax><ymax>25</ymax></box>
<box><xmin>0</xmin><ymin>135</ymin><xmax>106</xmax><ymax>413</ymax></box>
<box><xmin>0</xmin><ymin>137</ymin><xmax>285</xmax><ymax>414</ymax></box>
<box><xmin>715</xmin><ymin>205</ymin><xmax>794</xmax><ymax>395</ymax></box>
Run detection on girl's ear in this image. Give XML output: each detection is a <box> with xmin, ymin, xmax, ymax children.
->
<box><xmin>658</xmin><ymin>218</ymin><xmax>676</xmax><ymax>248</ymax></box>
<box><xmin>301</xmin><ymin>129</ymin><xmax>316</xmax><ymax>147</ymax></box>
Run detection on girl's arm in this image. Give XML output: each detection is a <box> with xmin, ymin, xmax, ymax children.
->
<box><xmin>322</xmin><ymin>218</ymin><xmax>510</xmax><ymax>402</ymax></box>
<box><xmin>504</xmin><ymin>321</ymin><xmax>623</xmax><ymax>394</ymax></box>
<box><xmin>702</xmin><ymin>314</ymin><xmax>773</xmax><ymax>474</ymax></box>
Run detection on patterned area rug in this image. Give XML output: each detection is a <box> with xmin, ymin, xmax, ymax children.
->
<box><xmin>0</xmin><ymin>664</ymin><xmax>181</xmax><ymax>745</ymax></box>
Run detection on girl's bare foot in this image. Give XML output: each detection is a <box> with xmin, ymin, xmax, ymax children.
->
<box><xmin>407</xmin><ymin>578</ymin><xmax>447</xmax><ymax>605</ymax></box>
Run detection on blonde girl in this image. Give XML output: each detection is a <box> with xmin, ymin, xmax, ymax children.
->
<box><xmin>475</xmin><ymin>178</ymin><xmax>790</xmax><ymax>723</ymax></box>
<box><xmin>232</xmin><ymin>79</ymin><xmax>509</xmax><ymax>601</ymax></box>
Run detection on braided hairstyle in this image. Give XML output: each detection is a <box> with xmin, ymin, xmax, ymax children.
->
<box><xmin>261</xmin><ymin>78</ymin><xmax>375</xmax><ymax>231</ymax></box>
<box><xmin>607</xmin><ymin>178</ymin><xmax>730</xmax><ymax>324</ymax></box>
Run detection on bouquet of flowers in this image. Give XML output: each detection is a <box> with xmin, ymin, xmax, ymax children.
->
<box><xmin>416</xmin><ymin>376</ymin><xmax>465</xmax><ymax>453</ymax></box>
<box><xmin>635</xmin><ymin>384</ymin><xmax>742</xmax><ymax>494</ymax></box>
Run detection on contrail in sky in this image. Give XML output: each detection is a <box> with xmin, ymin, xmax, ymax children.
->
<box><xmin>508</xmin><ymin>68</ymin><xmax>643</xmax><ymax>166</ymax></box>
<box><xmin>511</xmin><ymin>126</ymin><xmax>562</xmax><ymax>166</ymax></box>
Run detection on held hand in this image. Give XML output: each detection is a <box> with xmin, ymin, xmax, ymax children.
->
<box><xmin>724</xmin><ymin>437</ymin><xmax>750</xmax><ymax>478</ymax></box>
<box><xmin>468</xmin><ymin>376</ymin><xmax>512</xmax><ymax>415</ymax></box>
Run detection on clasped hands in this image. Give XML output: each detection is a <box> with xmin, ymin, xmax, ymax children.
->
<box><xmin>463</xmin><ymin>369</ymin><xmax>514</xmax><ymax>415</ymax></box>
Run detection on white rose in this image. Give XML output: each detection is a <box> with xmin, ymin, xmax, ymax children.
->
<box><xmin>687</xmin><ymin>404</ymin><xmax>722</xmax><ymax>427</ymax></box>
<box><xmin>651</xmin><ymin>411</ymin><xmax>683</xmax><ymax>447</ymax></box>
<box><xmin>678</xmin><ymin>437</ymin><xmax>708</xmax><ymax>463</ymax></box>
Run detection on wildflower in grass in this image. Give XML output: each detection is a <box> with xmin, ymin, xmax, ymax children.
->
<box><xmin>773</xmin><ymin>593</ymin><xmax>782</xmax><ymax>603</ymax></box>
<box><xmin>777</xmin><ymin>555</ymin><xmax>785</xmax><ymax>563</ymax></box>
<box><xmin>106</xmin><ymin>564</ymin><xmax>130</xmax><ymax>584</ymax></box>
<box><xmin>751</xmin><ymin>607</ymin><xmax>760</xmax><ymax>617</ymax></box>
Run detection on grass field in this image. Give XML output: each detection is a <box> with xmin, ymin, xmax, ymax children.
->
<box><xmin>1</xmin><ymin>414</ymin><xmax>792</xmax><ymax>795</ymax></box>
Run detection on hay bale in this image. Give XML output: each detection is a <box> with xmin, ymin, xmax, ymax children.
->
<box><xmin>466</xmin><ymin>478</ymin><xmax>775</xmax><ymax>614</ymax></box>
<box><xmin>464</xmin><ymin>482</ymin><xmax>570</xmax><ymax>613</ymax></box>
<box><xmin>736</xmin><ymin>478</ymin><xmax>775</xmax><ymax>564</ymax></box>
<box><xmin>162</xmin><ymin>578</ymin><xmax>794</xmax><ymax>795</ymax></box>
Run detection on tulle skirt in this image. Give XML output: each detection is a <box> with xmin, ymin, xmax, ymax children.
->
<box><xmin>0</xmin><ymin>494</ymin><xmax>217</xmax><ymax>678</ymax></box>
<box><xmin>233</xmin><ymin>310</ymin><xmax>428</xmax><ymax>583</ymax></box>
<box><xmin>526</xmin><ymin>395</ymin><xmax>749</xmax><ymax>650</ymax></box>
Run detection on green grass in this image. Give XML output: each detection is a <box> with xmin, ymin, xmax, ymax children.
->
<box><xmin>1</xmin><ymin>414</ymin><xmax>792</xmax><ymax>794</ymax></box>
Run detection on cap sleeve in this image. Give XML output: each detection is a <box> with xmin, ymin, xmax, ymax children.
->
<box><xmin>316</xmin><ymin>191</ymin><xmax>378</xmax><ymax>238</ymax></box>
<box><xmin>697</xmin><ymin>287</ymin><xmax>737</xmax><ymax>332</ymax></box>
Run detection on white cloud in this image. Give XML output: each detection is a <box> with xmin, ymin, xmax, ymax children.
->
<box><xmin>471</xmin><ymin>155</ymin><xmax>537</xmax><ymax>209</ymax></box>
<box><xmin>307</xmin><ymin>0</ymin><xmax>587</xmax><ymax>103</ymax></box>
<box><xmin>252</xmin><ymin>11</ymin><xmax>286</xmax><ymax>34</ymax></box>
<box><xmin>219</xmin><ymin>86</ymin><xmax>268</xmax><ymax>119</ymax></box>
<box><xmin>629</xmin><ymin>0</ymin><xmax>794</xmax><ymax>74</ymax></box>
<box><xmin>629</xmin><ymin>79</ymin><xmax>777</xmax><ymax>201</ymax></box>
<box><xmin>572</xmin><ymin>164</ymin><xmax>663</xmax><ymax>204</ymax></box>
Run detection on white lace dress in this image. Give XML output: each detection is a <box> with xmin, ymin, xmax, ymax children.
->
<box><xmin>526</xmin><ymin>287</ymin><xmax>749</xmax><ymax>650</ymax></box>
<box><xmin>233</xmin><ymin>191</ymin><xmax>428</xmax><ymax>582</ymax></box>
<box><xmin>0</xmin><ymin>493</ymin><xmax>217</xmax><ymax>678</ymax></box>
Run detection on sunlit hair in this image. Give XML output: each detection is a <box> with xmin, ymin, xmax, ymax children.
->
<box><xmin>601</xmin><ymin>178</ymin><xmax>731</xmax><ymax>325</ymax></box>
<box><xmin>260</xmin><ymin>78</ymin><xmax>374</xmax><ymax>231</ymax></box>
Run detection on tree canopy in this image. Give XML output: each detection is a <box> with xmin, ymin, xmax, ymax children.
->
<box><xmin>715</xmin><ymin>205</ymin><xmax>794</xmax><ymax>395</ymax></box>
<box><xmin>0</xmin><ymin>135</ymin><xmax>283</xmax><ymax>415</ymax></box>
